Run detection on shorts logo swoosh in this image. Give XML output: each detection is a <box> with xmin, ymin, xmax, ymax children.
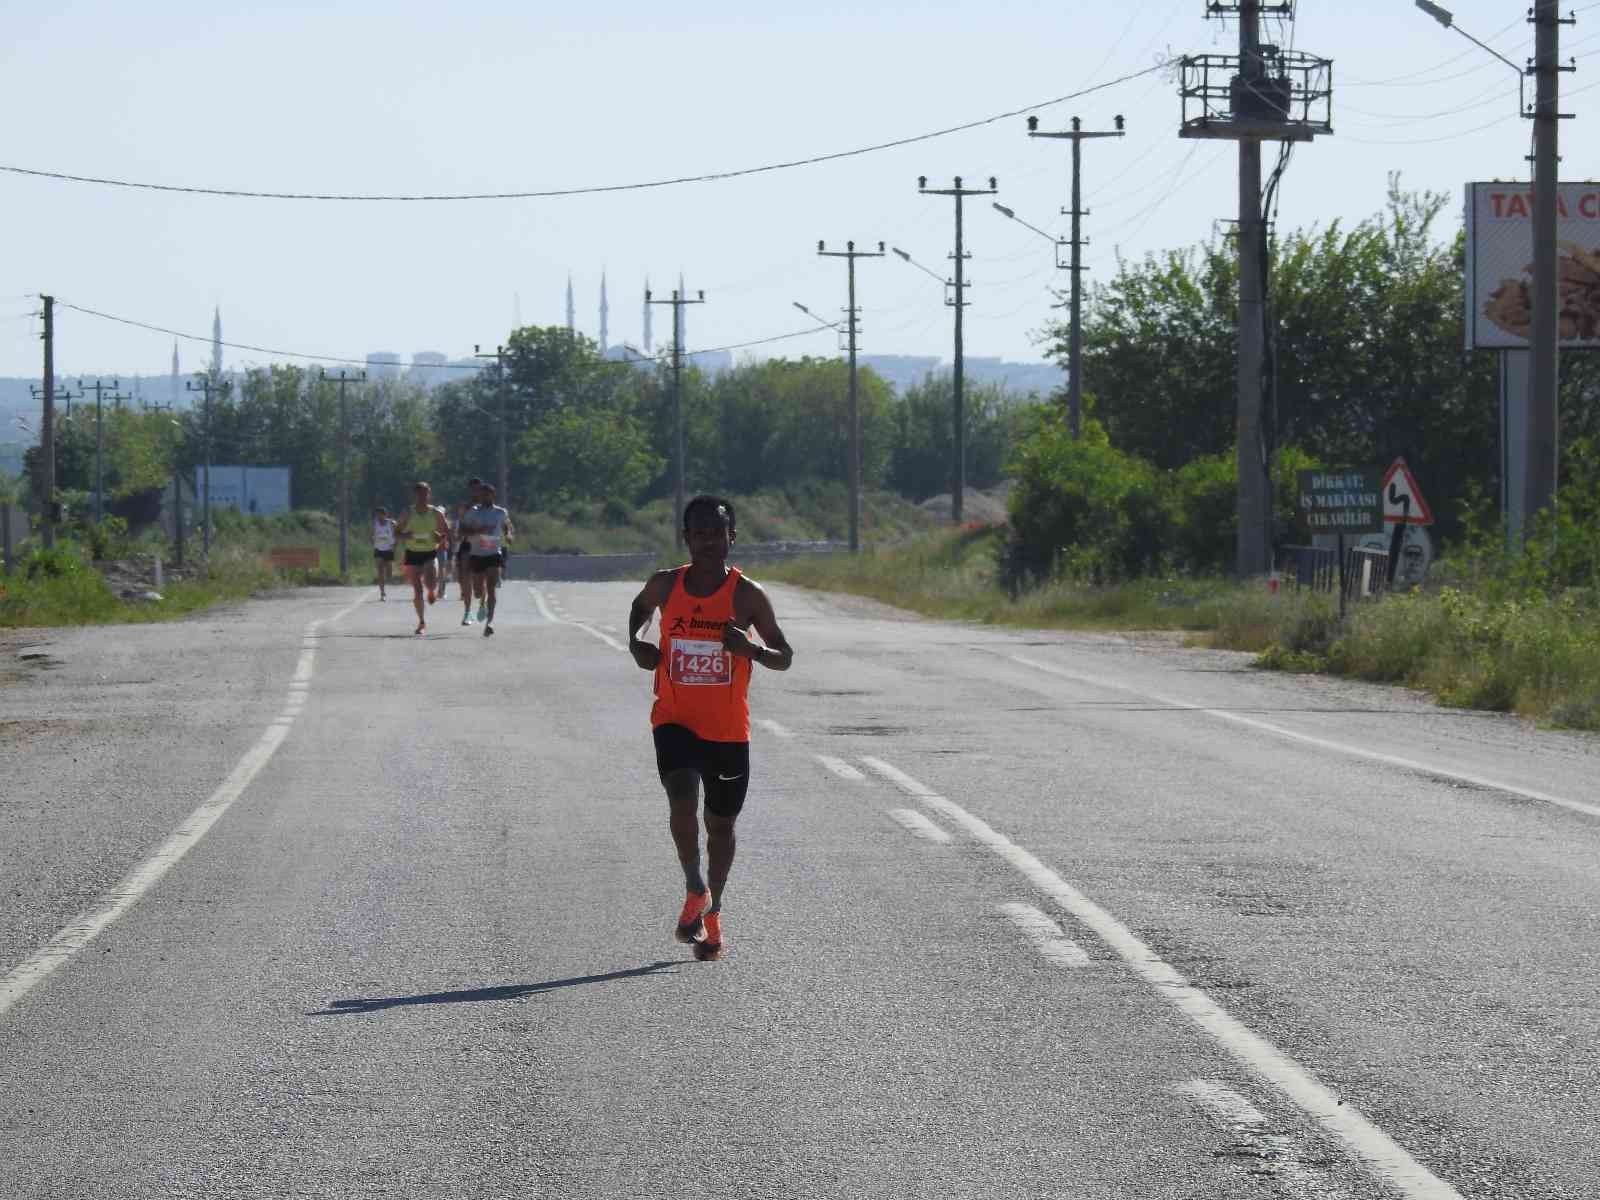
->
<box><xmin>716</xmin><ymin>773</ymin><xmax>745</xmax><ymax>782</ymax></box>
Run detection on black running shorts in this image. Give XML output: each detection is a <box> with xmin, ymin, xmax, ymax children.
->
<box><xmin>403</xmin><ymin>549</ymin><xmax>435</xmax><ymax>568</ymax></box>
<box><xmin>467</xmin><ymin>554</ymin><xmax>500</xmax><ymax>574</ymax></box>
<box><xmin>373</xmin><ymin>549</ymin><xmax>394</xmax><ymax>561</ymax></box>
<box><xmin>652</xmin><ymin>724</ymin><xmax>750</xmax><ymax>818</ymax></box>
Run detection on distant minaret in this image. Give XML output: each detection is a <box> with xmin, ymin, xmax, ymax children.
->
<box><xmin>210</xmin><ymin>307</ymin><xmax>223</xmax><ymax>378</ymax></box>
<box><xmin>566</xmin><ymin>275</ymin><xmax>576</xmax><ymax>333</ymax></box>
<box><xmin>171</xmin><ymin>340</ymin><xmax>180</xmax><ymax>405</ymax></box>
<box><xmin>643</xmin><ymin>276</ymin><xmax>653</xmax><ymax>353</ymax></box>
<box><xmin>678</xmin><ymin>271</ymin><xmax>688</xmax><ymax>349</ymax></box>
<box><xmin>599</xmin><ymin>271</ymin><xmax>609</xmax><ymax>353</ymax></box>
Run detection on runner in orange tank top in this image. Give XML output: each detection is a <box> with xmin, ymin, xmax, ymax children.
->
<box><xmin>628</xmin><ymin>495</ymin><xmax>795</xmax><ymax>961</ymax></box>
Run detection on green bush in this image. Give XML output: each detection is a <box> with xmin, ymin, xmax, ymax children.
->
<box><xmin>1001</xmin><ymin>419</ymin><xmax>1173</xmax><ymax>588</ymax></box>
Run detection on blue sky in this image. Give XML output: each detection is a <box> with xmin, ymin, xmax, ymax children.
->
<box><xmin>0</xmin><ymin>0</ymin><xmax>1583</xmax><ymax>379</ymax></box>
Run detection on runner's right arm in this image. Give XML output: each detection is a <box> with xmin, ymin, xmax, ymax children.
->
<box><xmin>627</xmin><ymin>570</ymin><xmax>676</xmax><ymax>671</ymax></box>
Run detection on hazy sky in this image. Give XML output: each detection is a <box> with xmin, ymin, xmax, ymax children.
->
<box><xmin>0</xmin><ymin>0</ymin><xmax>1584</xmax><ymax>381</ymax></box>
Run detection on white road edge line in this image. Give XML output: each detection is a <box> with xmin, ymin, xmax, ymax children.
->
<box><xmin>815</xmin><ymin>754</ymin><xmax>867</xmax><ymax>781</ymax></box>
<box><xmin>886</xmin><ymin>807</ymin><xmax>953</xmax><ymax>844</ymax></box>
<box><xmin>1005</xmin><ymin>653</ymin><xmax>1600</xmax><ymax>821</ymax></box>
<box><xmin>0</xmin><ymin>594</ymin><xmax>365</xmax><ymax>1024</ymax></box>
<box><xmin>997</xmin><ymin>901</ymin><xmax>1090</xmax><ymax>966</ymax></box>
<box><xmin>1177</xmin><ymin>1078</ymin><xmax>1359</xmax><ymax>1199</ymax></box>
<box><xmin>859</xmin><ymin>754</ymin><xmax>1464</xmax><ymax>1200</ymax></box>
<box><xmin>529</xmin><ymin>586</ymin><xmax>627</xmax><ymax>652</ymax></box>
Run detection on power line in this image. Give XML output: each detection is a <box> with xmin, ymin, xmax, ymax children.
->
<box><xmin>53</xmin><ymin>296</ymin><xmax>831</xmax><ymax>379</ymax></box>
<box><xmin>0</xmin><ymin>63</ymin><xmax>1172</xmax><ymax>204</ymax></box>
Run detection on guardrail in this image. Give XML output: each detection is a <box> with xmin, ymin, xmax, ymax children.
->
<box><xmin>505</xmin><ymin>541</ymin><xmax>848</xmax><ymax>582</ymax></box>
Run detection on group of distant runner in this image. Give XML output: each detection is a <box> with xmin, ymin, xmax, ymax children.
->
<box><xmin>369</xmin><ymin>476</ymin><xmax>512</xmax><ymax>636</ymax></box>
<box><xmin>375</xmin><ymin>483</ymin><xmax>795</xmax><ymax>965</ymax></box>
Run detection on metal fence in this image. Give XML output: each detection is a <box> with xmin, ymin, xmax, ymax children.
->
<box><xmin>1278</xmin><ymin>544</ymin><xmax>1391</xmax><ymax>602</ymax></box>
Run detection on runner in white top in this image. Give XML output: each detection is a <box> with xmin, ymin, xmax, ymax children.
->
<box><xmin>371</xmin><ymin>507</ymin><xmax>398</xmax><ymax>600</ymax></box>
<box><xmin>461</xmin><ymin>484</ymin><xmax>513</xmax><ymax>637</ymax></box>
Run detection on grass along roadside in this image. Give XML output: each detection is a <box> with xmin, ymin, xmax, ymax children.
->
<box><xmin>0</xmin><ymin>484</ymin><xmax>940</xmax><ymax>628</ymax></box>
<box><xmin>763</xmin><ymin>528</ymin><xmax>1600</xmax><ymax>732</ymax></box>
<box><xmin>763</xmin><ymin>528</ymin><xmax>1269</xmax><ymax>633</ymax></box>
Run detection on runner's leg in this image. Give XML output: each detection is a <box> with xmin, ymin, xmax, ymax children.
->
<box><xmin>408</xmin><ymin>563</ymin><xmax>425</xmax><ymax>629</ymax></box>
<box><xmin>483</xmin><ymin>568</ymin><xmax>499</xmax><ymax>631</ymax></box>
<box><xmin>665</xmin><ymin>771</ymin><xmax>707</xmax><ymax>893</ymax></box>
<box><xmin>705</xmin><ymin>810</ymin><xmax>737</xmax><ymax>911</ymax></box>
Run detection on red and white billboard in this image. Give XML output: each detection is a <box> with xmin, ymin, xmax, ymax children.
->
<box><xmin>1465</xmin><ymin>181</ymin><xmax>1600</xmax><ymax>350</ymax></box>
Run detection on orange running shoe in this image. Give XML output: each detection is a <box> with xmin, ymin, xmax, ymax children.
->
<box><xmin>694</xmin><ymin>911</ymin><xmax>724</xmax><ymax>961</ymax></box>
<box><xmin>674</xmin><ymin>890</ymin><xmax>710</xmax><ymax>944</ymax></box>
<box><xmin>427</xmin><ymin>588</ymin><xmax>437</xmax><ymax>605</ymax></box>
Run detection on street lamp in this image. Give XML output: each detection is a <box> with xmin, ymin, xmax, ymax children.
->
<box><xmin>1413</xmin><ymin>0</ymin><xmax>1528</xmax><ymax>114</ymax></box>
<box><xmin>890</xmin><ymin>246</ymin><xmax>949</xmax><ymax>288</ymax></box>
<box><xmin>792</xmin><ymin>301</ymin><xmax>842</xmax><ymax>331</ymax></box>
<box><xmin>991</xmin><ymin>203</ymin><xmax>1063</xmax><ymax>250</ymax></box>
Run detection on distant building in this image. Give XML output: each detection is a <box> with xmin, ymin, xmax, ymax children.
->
<box><xmin>365</xmin><ymin>352</ymin><xmax>403</xmax><ymax>381</ymax></box>
<box><xmin>858</xmin><ymin>354</ymin><xmax>1064</xmax><ymax>398</ymax></box>
<box><xmin>683</xmin><ymin>349</ymin><xmax>733</xmax><ymax>376</ymax></box>
<box><xmin>407</xmin><ymin>352</ymin><xmax>449</xmax><ymax>389</ymax></box>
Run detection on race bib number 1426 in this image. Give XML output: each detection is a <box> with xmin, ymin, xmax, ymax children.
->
<box><xmin>669</xmin><ymin>638</ymin><xmax>731</xmax><ymax>686</ymax></box>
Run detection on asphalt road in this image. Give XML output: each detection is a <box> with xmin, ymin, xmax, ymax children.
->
<box><xmin>1</xmin><ymin>579</ymin><xmax>1597</xmax><ymax>1199</ymax></box>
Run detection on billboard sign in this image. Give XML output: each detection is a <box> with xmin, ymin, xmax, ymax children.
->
<box><xmin>196</xmin><ymin>465</ymin><xmax>292</xmax><ymax>515</ymax></box>
<box><xmin>1465</xmin><ymin>181</ymin><xmax>1600</xmax><ymax>349</ymax></box>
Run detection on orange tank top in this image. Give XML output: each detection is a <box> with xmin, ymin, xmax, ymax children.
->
<box><xmin>650</xmin><ymin>566</ymin><xmax>753</xmax><ymax>742</ymax></box>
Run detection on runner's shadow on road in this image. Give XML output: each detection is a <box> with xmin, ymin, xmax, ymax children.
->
<box><xmin>306</xmin><ymin>961</ymin><xmax>679</xmax><ymax>1016</ymax></box>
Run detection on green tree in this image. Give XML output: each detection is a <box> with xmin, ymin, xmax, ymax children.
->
<box><xmin>1055</xmin><ymin>180</ymin><xmax>1500</xmax><ymax>539</ymax></box>
<box><xmin>887</xmin><ymin>374</ymin><xmax>1031</xmax><ymax>501</ymax></box>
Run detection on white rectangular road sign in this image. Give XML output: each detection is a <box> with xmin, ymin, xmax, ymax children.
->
<box><xmin>1465</xmin><ymin>181</ymin><xmax>1600</xmax><ymax>350</ymax></box>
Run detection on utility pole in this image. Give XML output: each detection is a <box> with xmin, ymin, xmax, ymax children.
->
<box><xmin>473</xmin><ymin>344</ymin><xmax>511</xmax><ymax>504</ymax></box>
<box><xmin>37</xmin><ymin>296</ymin><xmax>56</xmax><ymax>548</ymax></box>
<box><xmin>79</xmin><ymin>377</ymin><xmax>123</xmax><ymax>523</ymax></box>
<box><xmin>817</xmin><ymin>240</ymin><xmax>885</xmax><ymax>553</ymax></box>
<box><xmin>1526</xmin><ymin>0</ymin><xmax>1573</xmax><ymax>536</ymax></box>
<box><xmin>143</xmin><ymin>397</ymin><xmax>182</xmax><ymax>567</ymax></box>
<box><xmin>1025</xmin><ymin>116</ymin><xmax>1125</xmax><ymax>437</ymax></box>
<box><xmin>1179</xmin><ymin>3</ymin><xmax>1331</xmax><ymax>577</ymax></box>
<box><xmin>918</xmin><ymin>175</ymin><xmax>997</xmax><ymax>526</ymax></box>
<box><xmin>321</xmin><ymin>369</ymin><xmax>365</xmax><ymax>576</ymax></box>
<box><xmin>646</xmin><ymin>287</ymin><xmax>706</xmax><ymax>537</ymax></box>
<box><xmin>185</xmin><ymin>374</ymin><xmax>216</xmax><ymax>556</ymax></box>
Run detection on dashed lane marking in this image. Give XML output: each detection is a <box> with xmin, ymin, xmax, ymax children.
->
<box><xmin>815</xmin><ymin>754</ymin><xmax>866</xmax><ymax>781</ymax></box>
<box><xmin>1005</xmin><ymin>653</ymin><xmax>1600</xmax><ymax>822</ymax></box>
<box><xmin>529</xmin><ymin>586</ymin><xmax>626</xmax><ymax>652</ymax></box>
<box><xmin>754</xmin><ymin>718</ymin><xmax>794</xmax><ymax>739</ymax></box>
<box><xmin>0</xmin><ymin>594</ymin><xmax>366</xmax><ymax>1024</ymax></box>
<box><xmin>998</xmin><ymin>901</ymin><xmax>1090</xmax><ymax>967</ymax></box>
<box><xmin>887</xmin><ymin>807</ymin><xmax>953</xmax><ymax>844</ymax></box>
<box><xmin>859</xmin><ymin>754</ymin><xmax>1465</xmax><ymax>1200</ymax></box>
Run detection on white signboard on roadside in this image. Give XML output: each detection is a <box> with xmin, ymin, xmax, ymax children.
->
<box><xmin>1465</xmin><ymin>180</ymin><xmax>1600</xmax><ymax>349</ymax></box>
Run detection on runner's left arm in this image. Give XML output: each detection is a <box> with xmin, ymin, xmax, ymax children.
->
<box><xmin>725</xmin><ymin>580</ymin><xmax>793</xmax><ymax>672</ymax></box>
